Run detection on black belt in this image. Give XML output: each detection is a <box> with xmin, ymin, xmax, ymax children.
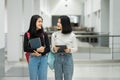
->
<box><xmin>58</xmin><ymin>52</ymin><xmax>65</xmax><ymax>56</ymax></box>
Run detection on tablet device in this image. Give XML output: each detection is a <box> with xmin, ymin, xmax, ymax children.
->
<box><xmin>56</xmin><ymin>45</ymin><xmax>67</xmax><ymax>52</ymax></box>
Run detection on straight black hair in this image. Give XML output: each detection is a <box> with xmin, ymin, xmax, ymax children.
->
<box><xmin>28</xmin><ymin>15</ymin><xmax>44</xmax><ymax>35</ymax></box>
<box><xmin>59</xmin><ymin>15</ymin><xmax>72</xmax><ymax>34</ymax></box>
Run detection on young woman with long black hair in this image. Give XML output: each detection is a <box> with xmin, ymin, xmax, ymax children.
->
<box><xmin>24</xmin><ymin>15</ymin><xmax>50</xmax><ymax>80</ymax></box>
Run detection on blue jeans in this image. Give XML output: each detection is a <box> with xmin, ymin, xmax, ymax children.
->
<box><xmin>54</xmin><ymin>52</ymin><xmax>73</xmax><ymax>80</ymax></box>
<box><xmin>29</xmin><ymin>55</ymin><xmax>48</xmax><ymax>80</ymax></box>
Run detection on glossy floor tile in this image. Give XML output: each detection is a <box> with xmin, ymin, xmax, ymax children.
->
<box><xmin>2</xmin><ymin>61</ymin><xmax>120</xmax><ymax>80</ymax></box>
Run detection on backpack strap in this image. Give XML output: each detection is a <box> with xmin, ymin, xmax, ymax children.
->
<box><xmin>26</xmin><ymin>32</ymin><xmax>30</xmax><ymax>39</ymax></box>
<box><xmin>25</xmin><ymin>32</ymin><xmax>30</xmax><ymax>63</ymax></box>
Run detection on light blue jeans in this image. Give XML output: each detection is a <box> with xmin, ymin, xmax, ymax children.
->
<box><xmin>54</xmin><ymin>52</ymin><xmax>73</xmax><ymax>80</ymax></box>
<box><xmin>29</xmin><ymin>55</ymin><xmax>48</xmax><ymax>80</ymax></box>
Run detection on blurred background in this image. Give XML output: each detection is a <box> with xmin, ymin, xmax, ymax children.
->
<box><xmin>0</xmin><ymin>0</ymin><xmax>120</xmax><ymax>80</ymax></box>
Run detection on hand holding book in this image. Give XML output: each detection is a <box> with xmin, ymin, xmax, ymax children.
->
<box><xmin>64</xmin><ymin>48</ymin><xmax>71</xmax><ymax>53</ymax></box>
<box><xmin>53</xmin><ymin>46</ymin><xmax>60</xmax><ymax>53</ymax></box>
<box><xmin>29</xmin><ymin>37</ymin><xmax>45</xmax><ymax>53</ymax></box>
<box><xmin>36</xmin><ymin>46</ymin><xmax>45</xmax><ymax>53</ymax></box>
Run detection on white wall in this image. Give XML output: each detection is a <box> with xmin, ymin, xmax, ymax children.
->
<box><xmin>23</xmin><ymin>0</ymin><xmax>34</xmax><ymax>33</ymax></box>
<box><xmin>7</xmin><ymin>0</ymin><xmax>23</xmax><ymax>61</ymax></box>
<box><xmin>93</xmin><ymin>0</ymin><xmax>101</xmax><ymax>12</ymax></box>
<box><xmin>42</xmin><ymin>13</ymin><xmax>51</xmax><ymax>29</ymax></box>
<box><xmin>110</xmin><ymin>0</ymin><xmax>120</xmax><ymax>35</ymax></box>
<box><xmin>43</xmin><ymin>0</ymin><xmax>84</xmax><ymax>27</ymax></box>
<box><xmin>34</xmin><ymin>0</ymin><xmax>40</xmax><ymax>14</ymax></box>
<box><xmin>84</xmin><ymin>0</ymin><xmax>100</xmax><ymax>15</ymax></box>
<box><xmin>50</xmin><ymin>0</ymin><xmax>83</xmax><ymax>15</ymax></box>
<box><xmin>83</xmin><ymin>0</ymin><xmax>120</xmax><ymax>60</ymax></box>
<box><xmin>6</xmin><ymin>0</ymin><xmax>42</xmax><ymax>61</ymax></box>
<box><xmin>40</xmin><ymin>0</ymin><xmax>51</xmax><ymax>28</ymax></box>
<box><xmin>84</xmin><ymin>0</ymin><xmax>101</xmax><ymax>32</ymax></box>
<box><xmin>23</xmin><ymin>0</ymin><xmax>42</xmax><ymax>33</ymax></box>
<box><xmin>93</xmin><ymin>0</ymin><xmax>101</xmax><ymax>32</ymax></box>
<box><xmin>40</xmin><ymin>0</ymin><xmax>84</xmax><ymax>27</ymax></box>
<box><xmin>84</xmin><ymin>0</ymin><xmax>92</xmax><ymax>15</ymax></box>
<box><xmin>0</xmin><ymin>3</ymin><xmax>5</xmax><ymax>77</ymax></box>
<box><xmin>109</xmin><ymin>0</ymin><xmax>120</xmax><ymax>59</ymax></box>
<box><xmin>0</xmin><ymin>0</ymin><xmax>5</xmax><ymax>49</ymax></box>
<box><xmin>101</xmin><ymin>0</ymin><xmax>109</xmax><ymax>33</ymax></box>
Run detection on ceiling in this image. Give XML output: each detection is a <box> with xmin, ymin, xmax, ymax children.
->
<box><xmin>47</xmin><ymin>0</ymin><xmax>85</xmax><ymax>11</ymax></box>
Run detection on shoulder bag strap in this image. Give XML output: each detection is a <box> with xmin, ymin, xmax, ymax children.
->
<box><xmin>26</xmin><ymin>32</ymin><xmax>30</xmax><ymax>39</ymax></box>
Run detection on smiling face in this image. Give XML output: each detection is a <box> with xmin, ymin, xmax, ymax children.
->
<box><xmin>36</xmin><ymin>18</ymin><xmax>43</xmax><ymax>30</ymax></box>
<box><xmin>57</xmin><ymin>18</ymin><xmax>62</xmax><ymax>30</ymax></box>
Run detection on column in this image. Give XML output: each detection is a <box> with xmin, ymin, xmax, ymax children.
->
<box><xmin>110</xmin><ymin>0</ymin><xmax>120</xmax><ymax>59</ymax></box>
<box><xmin>99</xmin><ymin>0</ymin><xmax>109</xmax><ymax>47</ymax></box>
<box><xmin>0</xmin><ymin>0</ymin><xmax>5</xmax><ymax>79</ymax></box>
<box><xmin>7</xmin><ymin>0</ymin><xmax>23</xmax><ymax>61</ymax></box>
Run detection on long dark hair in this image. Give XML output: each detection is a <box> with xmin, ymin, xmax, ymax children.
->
<box><xmin>28</xmin><ymin>15</ymin><xmax>44</xmax><ymax>36</ymax></box>
<box><xmin>59</xmin><ymin>15</ymin><xmax>72</xmax><ymax>34</ymax></box>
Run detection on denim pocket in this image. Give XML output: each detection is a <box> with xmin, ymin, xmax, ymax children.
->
<box><xmin>65</xmin><ymin>53</ymin><xmax>73</xmax><ymax>65</ymax></box>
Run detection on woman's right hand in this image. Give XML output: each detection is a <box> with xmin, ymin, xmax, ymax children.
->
<box><xmin>53</xmin><ymin>46</ymin><xmax>60</xmax><ymax>52</ymax></box>
<box><xmin>31</xmin><ymin>50</ymin><xmax>41</xmax><ymax>56</ymax></box>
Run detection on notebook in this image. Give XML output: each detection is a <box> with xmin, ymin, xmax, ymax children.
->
<box><xmin>29</xmin><ymin>38</ymin><xmax>41</xmax><ymax>49</ymax></box>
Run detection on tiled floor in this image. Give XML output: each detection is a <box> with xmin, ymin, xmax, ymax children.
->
<box><xmin>1</xmin><ymin>39</ymin><xmax>120</xmax><ymax>80</ymax></box>
<box><xmin>2</xmin><ymin>60</ymin><xmax>120</xmax><ymax>80</ymax></box>
<box><xmin>2</xmin><ymin>38</ymin><xmax>120</xmax><ymax>80</ymax></box>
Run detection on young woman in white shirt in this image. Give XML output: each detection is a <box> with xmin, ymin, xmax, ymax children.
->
<box><xmin>51</xmin><ymin>15</ymin><xmax>78</xmax><ymax>80</ymax></box>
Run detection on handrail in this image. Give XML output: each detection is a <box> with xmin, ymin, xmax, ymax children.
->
<box><xmin>20</xmin><ymin>33</ymin><xmax>120</xmax><ymax>61</ymax></box>
<box><xmin>76</xmin><ymin>35</ymin><xmax>120</xmax><ymax>37</ymax></box>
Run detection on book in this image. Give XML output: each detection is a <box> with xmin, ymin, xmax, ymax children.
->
<box><xmin>56</xmin><ymin>45</ymin><xmax>67</xmax><ymax>52</ymax></box>
<box><xmin>29</xmin><ymin>38</ymin><xmax>41</xmax><ymax>49</ymax></box>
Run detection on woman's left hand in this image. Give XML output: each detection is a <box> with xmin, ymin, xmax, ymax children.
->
<box><xmin>64</xmin><ymin>48</ymin><xmax>71</xmax><ymax>53</ymax></box>
<box><xmin>37</xmin><ymin>46</ymin><xmax>45</xmax><ymax>53</ymax></box>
